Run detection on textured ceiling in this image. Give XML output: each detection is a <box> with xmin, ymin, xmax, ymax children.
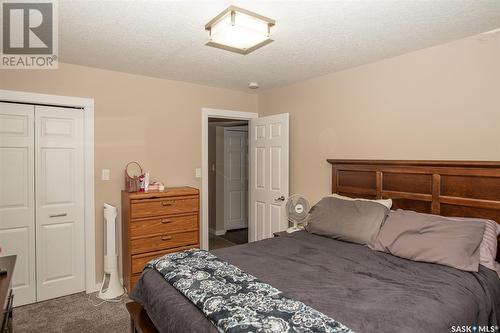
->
<box><xmin>59</xmin><ymin>1</ymin><xmax>500</xmax><ymax>91</ymax></box>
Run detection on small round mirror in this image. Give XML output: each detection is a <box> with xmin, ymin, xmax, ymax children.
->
<box><xmin>125</xmin><ymin>161</ymin><xmax>142</xmax><ymax>178</ymax></box>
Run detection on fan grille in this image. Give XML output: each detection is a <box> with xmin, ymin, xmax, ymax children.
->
<box><xmin>286</xmin><ymin>195</ymin><xmax>310</xmax><ymax>223</ymax></box>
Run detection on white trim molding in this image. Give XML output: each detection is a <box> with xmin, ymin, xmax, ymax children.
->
<box><xmin>209</xmin><ymin>228</ymin><xmax>226</xmax><ymax>236</ymax></box>
<box><xmin>201</xmin><ymin>108</ymin><xmax>258</xmax><ymax>250</ymax></box>
<box><xmin>0</xmin><ymin>89</ymin><xmax>97</xmax><ymax>294</ymax></box>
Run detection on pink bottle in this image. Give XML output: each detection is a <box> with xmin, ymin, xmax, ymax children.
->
<box><xmin>138</xmin><ymin>174</ymin><xmax>145</xmax><ymax>192</ymax></box>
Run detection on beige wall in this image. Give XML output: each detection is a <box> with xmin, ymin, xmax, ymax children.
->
<box><xmin>259</xmin><ymin>34</ymin><xmax>500</xmax><ymax>204</ymax></box>
<box><xmin>215</xmin><ymin>126</ymin><xmax>225</xmax><ymax>233</ymax></box>
<box><xmin>208</xmin><ymin>123</ymin><xmax>217</xmax><ymax>232</ymax></box>
<box><xmin>0</xmin><ymin>63</ymin><xmax>258</xmax><ymax>282</ymax></box>
<box><xmin>208</xmin><ymin>123</ymin><xmax>228</xmax><ymax>234</ymax></box>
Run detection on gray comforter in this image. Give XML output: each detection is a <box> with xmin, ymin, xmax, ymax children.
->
<box><xmin>131</xmin><ymin>231</ymin><xmax>500</xmax><ymax>333</ymax></box>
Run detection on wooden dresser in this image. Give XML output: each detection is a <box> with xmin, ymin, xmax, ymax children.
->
<box><xmin>121</xmin><ymin>187</ymin><xmax>200</xmax><ymax>292</ymax></box>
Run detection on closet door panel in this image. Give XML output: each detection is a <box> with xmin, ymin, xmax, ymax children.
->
<box><xmin>39</xmin><ymin>221</ymin><xmax>76</xmax><ymax>283</ymax></box>
<box><xmin>0</xmin><ymin>102</ymin><xmax>36</xmax><ymax>306</ymax></box>
<box><xmin>0</xmin><ymin>147</ymin><xmax>29</xmax><ymax>217</ymax></box>
<box><xmin>0</xmin><ymin>228</ymin><xmax>31</xmax><ymax>294</ymax></box>
<box><xmin>40</xmin><ymin>148</ymin><xmax>75</xmax><ymax>205</ymax></box>
<box><xmin>35</xmin><ymin>105</ymin><xmax>85</xmax><ymax>301</ymax></box>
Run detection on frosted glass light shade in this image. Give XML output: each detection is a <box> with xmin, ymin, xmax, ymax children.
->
<box><xmin>206</xmin><ymin>6</ymin><xmax>275</xmax><ymax>55</ymax></box>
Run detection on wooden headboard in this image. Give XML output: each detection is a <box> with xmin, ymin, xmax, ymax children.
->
<box><xmin>327</xmin><ymin>159</ymin><xmax>500</xmax><ymax>262</ymax></box>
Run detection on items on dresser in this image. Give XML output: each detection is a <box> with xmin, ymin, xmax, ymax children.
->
<box><xmin>121</xmin><ymin>187</ymin><xmax>200</xmax><ymax>291</ymax></box>
<box><xmin>0</xmin><ymin>255</ymin><xmax>16</xmax><ymax>333</ymax></box>
<box><xmin>124</xmin><ymin>161</ymin><xmax>166</xmax><ymax>193</ymax></box>
<box><xmin>147</xmin><ymin>182</ymin><xmax>165</xmax><ymax>192</ymax></box>
<box><xmin>125</xmin><ymin>161</ymin><xmax>143</xmax><ymax>192</ymax></box>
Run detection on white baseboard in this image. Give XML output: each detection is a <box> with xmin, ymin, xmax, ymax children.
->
<box><xmin>209</xmin><ymin>228</ymin><xmax>226</xmax><ymax>236</ymax></box>
<box><xmin>92</xmin><ymin>283</ymin><xmax>101</xmax><ymax>294</ymax></box>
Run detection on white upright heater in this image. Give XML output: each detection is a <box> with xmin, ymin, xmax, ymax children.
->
<box><xmin>98</xmin><ymin>203</ymin><xmax>125</xmax><ymax>300</ymax></box>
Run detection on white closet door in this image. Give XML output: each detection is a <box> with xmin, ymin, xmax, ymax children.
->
<box><xmin>0</xmin><ymin>102</ymin><xmax>36</xmax><ymax>306</ymax></box>
<box><xmin>35</xmin><ymin>105</ymin><xmax>85</xmax><ymax>301</ymax></box>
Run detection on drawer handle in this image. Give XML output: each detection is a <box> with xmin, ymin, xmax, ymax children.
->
<box><xmin>161</xmin><ymin>218</ymin><xmax>172</xmax><ymax>224</ymax></box>
<box><xmin>161</xmin><ymin>235</ymin><xmax>172</xmax><ymax>241</ymax></box>
<box><xmin>50</xmin><ymin>213</ymin><xmax>67</xmax><ymax>218</ymax></box>
<box><xmin>161</xmin><ymin>201</ymin><xmax>173</xmax><ymax>206</ymax></box>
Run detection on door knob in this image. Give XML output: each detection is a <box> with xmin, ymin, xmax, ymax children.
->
<box><xmin>275</xmin><ymin>196</ymin><xmax>286</xmax><ymax>202</ymax></box>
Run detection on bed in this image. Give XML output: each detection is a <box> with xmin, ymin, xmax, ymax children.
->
<box><xmin>128</xmin><ymin>160</ymin><xmax>500</xmax><ymax>333</ymax></box>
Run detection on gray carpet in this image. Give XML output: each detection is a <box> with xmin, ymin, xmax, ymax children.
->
<box><xmin>13</xmin><ymin>292</ymin><xmax>130</xmax><ymax>333</ymax></box>
<box><xmin>209</xmin><ymin>233</ymin><xmax>235</xmax><ymax>250</ymax></box>
<box><xmin>209</xmin><ymin>229</ymin><xmax>248</xmax><ymax>250</ymax></box>
<box><xmin>222</xmin><ymin>228</ymin><xmax>248</xmax><ymax>245</ymax></box>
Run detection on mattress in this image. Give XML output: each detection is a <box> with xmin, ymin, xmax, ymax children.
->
<box><xmin>131</xmin><ymin>231</ymin><xmax>500</xmax><ymax>333</ymax></box>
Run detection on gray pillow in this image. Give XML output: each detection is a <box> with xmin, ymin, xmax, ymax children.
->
<box><xmin>305</xmin><ymin>197</ymin><xmax>389</xmax><ymax>246</ymax></box>
<box><xmin>370</xmin><ymin>209</ymin><xmax>485</xmax><ymax>272</ymax></box>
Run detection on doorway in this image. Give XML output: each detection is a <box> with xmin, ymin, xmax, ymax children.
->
<box><xmin>208</xmin><ymin>119</ymin><xmax>249</xmax><ymax>250</ymax></box>
<box><xmin>201</xmin><ymin>108</ymin><xmax>289</xmax><ymax>251</ymax></box>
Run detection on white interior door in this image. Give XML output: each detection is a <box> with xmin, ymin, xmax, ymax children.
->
<box><xmin>224</xmin><ymin>127</ymin><xmax>248</xmax><ymax>231</ymax></box>
<box><xmin>249</xmin><ymin>113</ymin><xmax>289</xmax><ymax>242</ymax></box>
<box><xmin>35</xmin><ymin>105</ymin><xmax>85</xmax><ymax>301</ymax></box>
<box><xmin>0</xmin><ymin>102</ymin><xmax>36</xmax><ymax>306</ymax></box>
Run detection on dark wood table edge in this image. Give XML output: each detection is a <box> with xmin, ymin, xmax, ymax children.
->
<box><xmin>126</xmin><ymin>301</ymin><xmax>159</xmax><ymax>333</ymax></box>
<box><xmin>0</xmin><ymin>255</ymin><xmax>16</xmax><ymax>333</ymax></box>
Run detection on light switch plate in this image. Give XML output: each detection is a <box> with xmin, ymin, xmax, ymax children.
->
<box><xmin>195</xmin><ymin>168</ymin><xmax>201</xmax><ymax>178</ymax></box>
<box><xmin>101</xmin><ymin>169</ymin><xmax>110</xmax><ymax>181</ymax></box>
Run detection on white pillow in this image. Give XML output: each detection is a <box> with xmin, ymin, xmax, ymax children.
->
<box><xmin>329</xmin><ymin>193</ymin><xmax>393</xmax><ymax>210</ymax></box>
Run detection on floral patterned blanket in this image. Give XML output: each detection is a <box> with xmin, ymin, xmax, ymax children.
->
<box><xmin>146</xmin><ymin>248</ymin><xmax>354</xmax><ymax>333</ymax></box>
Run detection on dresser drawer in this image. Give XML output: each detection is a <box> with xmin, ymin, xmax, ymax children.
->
<box><xmin>130</xmin><ymin>197</ymin><xmax>198</xmax><ymax>219</ymax></box>
<box><xmin>131</xmin><ymin>245</ymin><xmax>198</xmax><ymax>274</ymax></box>
<box><xmin>130</xmin><ymin>214</ymin><xmax>198</xmax><ymax>238</ymax></box>
<box><xmin>131</xmin><ymin>230</ymin><xmax>198</xmax><ymax>255</ymax></box>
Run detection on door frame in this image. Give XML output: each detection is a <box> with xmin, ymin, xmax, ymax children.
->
<box><xmin>201</xmin><ymin>108</ymin><xmax>258</xmax><ymax>250</ymax></box>
<box><xmin>0</xmin><ymin>89</ymin><xmax>96</xmax><ymax>294</ymax></box>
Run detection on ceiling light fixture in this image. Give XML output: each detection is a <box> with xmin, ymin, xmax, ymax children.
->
<box><xmin>205</xmin><ymin>6</ymin><xmax>275</xmax><ymax>55</ymax></box>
